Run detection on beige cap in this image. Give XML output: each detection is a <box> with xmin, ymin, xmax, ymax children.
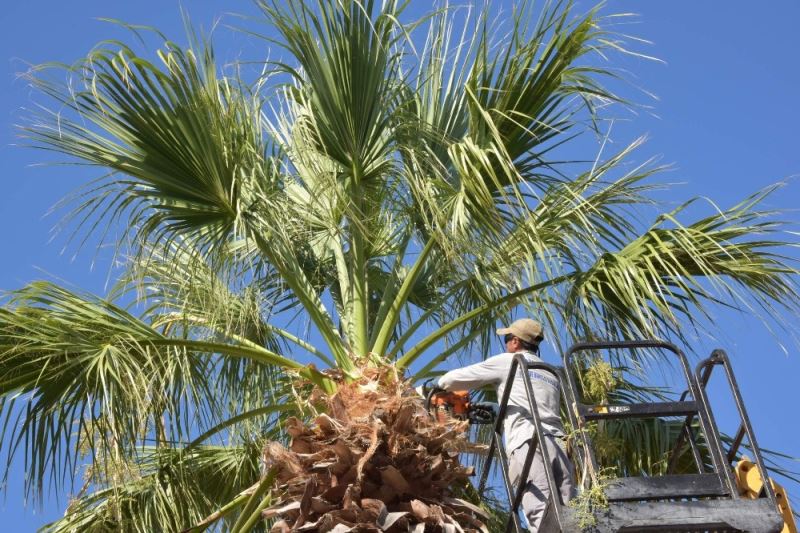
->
<box><xmin>497</xmin><ymin>318</ymin><xmax>544</xmax><ymax>345</ymax></box>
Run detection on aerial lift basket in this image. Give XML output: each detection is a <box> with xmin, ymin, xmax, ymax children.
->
<box><xmin>477</xmin><ymin>340</ymin><xmax>789</xmax><ymax>533</ymax></box>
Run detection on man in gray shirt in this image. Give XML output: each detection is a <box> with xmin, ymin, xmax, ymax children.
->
<box><xmin>437</xmin><ymin>318</ymin><xmax>576</xmax><ymax>532</ymax></box>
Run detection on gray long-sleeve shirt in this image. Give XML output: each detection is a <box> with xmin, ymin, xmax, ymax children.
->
<box><xmin>437</xmin><ymin>350</ymin><xmax>564</xmax><ymax>454</ymax></box>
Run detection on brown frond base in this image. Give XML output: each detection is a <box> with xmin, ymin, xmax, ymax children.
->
<box><xmin>261</xmin><ymin>366</ymin><xmax>489</xmax><ymax>532</ymax></box>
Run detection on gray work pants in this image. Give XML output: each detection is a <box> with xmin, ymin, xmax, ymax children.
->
<box><xmin>508</xmin><ymin>435</ymin><xmax>576</xmax><ymax>532</ymax></box>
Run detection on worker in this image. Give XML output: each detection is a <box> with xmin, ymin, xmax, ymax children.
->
<box><xmin>437</xmin><ymin>318</ymin><xmax>575</xmax><ymax>532</ymax></box>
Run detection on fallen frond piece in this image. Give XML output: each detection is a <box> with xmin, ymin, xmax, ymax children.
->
<box><xmin>260</xmin><ymin>366</ymin><xmax>489</xmax><ymax>532</ymax></box>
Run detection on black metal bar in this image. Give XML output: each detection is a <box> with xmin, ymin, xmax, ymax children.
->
<box><xmin>688</xmin><ymin>359</ymin><xmax>718</xmax><ymax>472</ymax></box>
<box><xmin>579</xmin><ymin>400</ymin><xmax>699</xmax><ymax>420</ymax></box>
<box><xmin>682</xmin><ymin>423</ymin><xmax>705</xmax><ymax>473</ymax></box>
<box><xmin>726</xmin><ymin>424</ymin><xmax>747</xmax><ymax>465</ymax></box>
<box><xmin>699</xmin><ymin>350</ymin><xmax>778</xmax><ymax>506</ymax></box>
<box><xmin>666</xmin><ymin>358</ymin><xmax>715</xmax><ymax>475</ymax></box>
<box><xmin>557</xmin><ymin>367</ymin><xmax>589</xmax><ymax>491</ymax></box>
<box><xmin>563</xmin><ymin>340</ymin><xmax>735</xmax><ymax>499</ymax></box>
<box><xmin>562</xmin><ymin>343</ymin><xmax>604</xmax><ymax>482</ymax></box>
<box><xmin>564</xmin><ymin>339</ymin><xmax>686</xmax><ymax>363</ymax></box>
<box><xmin>666</xmin><ymin>389</ymin><xmax>704</xmax><ymax>475</ymax></box>
<box><xmin>477</xmin><ymin>426</ymin><xmax>499</xmax><ymax>494</ymax></box>
<box><xmin>496</xmin><ymin>429</ymin><xmax>524</xmax><ymax>533</ymax></box>
<box><xmin>687</xmin><ymin>358</ymin><xmax>740</xmax><ymax>498</ymax></box>
<box><xmin>686</xmin><ymin>363</ymin><xmax>713</xmax><ymax>470</ymax></box>
<box><xmin>479</xmin><ymin>354</ymin><xmax>517</xmax><ymax>493</ymax></box>
<box><xmin>514</xmin><ymin>355</ymin><xmax>564</xmax><ymax>529</ymax></box>
<box><xmin>508</xmin><ymin>435</ymin><xmax>538</xmax><ymax>533</ymax></box>
<box><xmin>485</xmin><ymin>356</ymin><xmax>524</xmax><ymax>533</ymax></box>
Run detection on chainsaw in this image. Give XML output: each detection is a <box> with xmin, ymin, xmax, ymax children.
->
<box><xmin>422</xmin><ymin>384</ymin><xmax>497</xmax><ymax>425</ymax></box>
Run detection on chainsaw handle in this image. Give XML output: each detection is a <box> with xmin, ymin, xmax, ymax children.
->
<box><xmin>423</xmin><ymin>382</ymin><xmax>446</xmax><ymax>413</ymax></box>
<box><xmin>468</xmin><ymin>402</ymin><xmax>498</xmax><ymax>424</ymax></box>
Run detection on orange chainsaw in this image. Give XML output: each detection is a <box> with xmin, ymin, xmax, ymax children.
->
<box><xmin>424</xmin><ymin>386</ymin><xmax>496</xmax><ymax>424</ymax></box>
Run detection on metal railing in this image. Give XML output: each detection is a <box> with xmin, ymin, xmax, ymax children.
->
<box><xmin>473</xmin><ymin>342</ymin><xmax>779</xmax><ymax>532</ymax></box>
<box><xmin>697</xmin><ymin>349</ymin><xmax>777</xmax><ymax>505</ymax></box>
<box><xmin>477</xmin><ymin>353</ymin><xmax>568</xmax><ymax>533</ymax></box>
<box><xmin>562</xmin><ymin>339</ymin><xmax>739</xmax><ymax>498</ymax></box>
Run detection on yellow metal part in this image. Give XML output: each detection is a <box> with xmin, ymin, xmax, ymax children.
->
<box><xmin>735</xmin><ymin>458</ymin><xmax>797</xmax><ymax>533</ymax></box>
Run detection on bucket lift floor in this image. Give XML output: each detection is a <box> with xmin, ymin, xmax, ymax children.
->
<box><xmin>542</xmin><ymin>498</ymin><xmax>784</xmax><ymax>533</ymax></box>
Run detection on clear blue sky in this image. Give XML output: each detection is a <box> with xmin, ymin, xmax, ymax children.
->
<box><xmin>1</xmin><ymin>1</ymin><xmax>799</xmax><ymax>530</ymax></box>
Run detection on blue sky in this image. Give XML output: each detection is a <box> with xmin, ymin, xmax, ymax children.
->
<box><xmin>1</xmin><ymin>1</ymin><xmax>799</xmax><ymax>530</ymax></box>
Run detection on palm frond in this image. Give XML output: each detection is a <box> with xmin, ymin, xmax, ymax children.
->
<box><xmin>565</xmin><ymin>185</ymin><xmax>800</xmax><ymax>349</ymax></box>
<box><xmin>0</xmin><ymin>281</ymin><xmax>202</xmax><ymax>498</ymax></box>
<box><xmin>0</xmin><ymin>281</ymin><xmax>320</xmax><ymax>499</ymax></box>
<box><xmin>24</xmin><ymin>34</ymin><xmax>263</xmax><ymax>253</ymax></box>
<box><xmin>42</xmin><ymin>443</ymin><xmax>262</xmax><ymax>533</ymax></box>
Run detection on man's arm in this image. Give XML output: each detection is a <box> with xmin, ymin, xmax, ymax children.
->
<box><xmin>437</xmin><ymin>354</ymin><xmax>510</xmax><ymax>391</ymax></box>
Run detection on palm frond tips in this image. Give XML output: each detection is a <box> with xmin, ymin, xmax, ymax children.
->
<box><xmin>566</xmin><ymin>187</ymin><xmax>800</xmax><ymax>347</ymax></box>
<box><xmin>42</xmin><ymin>443</ymin><xmax>263</xmax><ymax>533</ymax></box>
<box><xmin>0</xmin><ymin>281</ymin><xmax>197</xmax><ymax>498</ymax></box>
<box><xmin>24</xmin><ymin>35</ymin><xmax>269</xmax><ymax>253</ymax></box>
<box><xmin>0</xmin><ymin>281</ymin><xmax>304</xmax><ymax>499</ymax></box>
<box><xmin>259</xmin><ymin>0</ymin><xmax>405</xmax><ymax>177</ymax></box>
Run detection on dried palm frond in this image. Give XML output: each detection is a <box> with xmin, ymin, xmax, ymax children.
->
<box><xmin>258</xmin><ymin>366</ymin><xmax>489</xmax><ymax>532</ymax></box>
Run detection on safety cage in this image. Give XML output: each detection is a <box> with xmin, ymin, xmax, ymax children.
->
<box><xmin>476</xmin><ymin>340</ymin><xmax>789</xmax><ymax>533</ymax></box>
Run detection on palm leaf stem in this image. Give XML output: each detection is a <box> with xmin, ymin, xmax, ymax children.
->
<box><xmin>350</xmin><ymin>184</ymin><xmax>370</xmax><ymax>358</ymax></box>
<box><xmin>332</xmin><ymin>229</ymin><xmax>355</xmax><ymax>342</ymax></box>
<box><xmin>371</xmin><ymin>236</ymin><xmax>436</xmax><ymax>357</ymax></box>
<box><xmin>386</xmin><ymin>279</ymin><xmax>472</xmax><ymax>360</ymax></box>
<box><xmin>397</xmin><ymin>274</ymin><xmax>573</xmax><ymax>370</ymax></box>
<box><xmin>411</xmin><ymin>327</ymin><xmax>486</xmax><ymax>382</ymax></box>
<box><xmin>367</xmin><ymin>231</ymin><xmax>412</xmax><ymax>350</ymax></box>
<box><xmin>156</xmin><ymin>312</ymin><xmax>335</xmax><ymax>367</ymax></box>
<box><xmin>264</xmin><ymin>326</ymin><xmax>335</xmax><ymax>367</ymax></box>
<box><xmin>148</xmin><ymin>339</ymin><xmax>333</xmax><ymax>391</ymax></box>
<box><xmin>229</xmin><ymin>469</ymin><xmax>276</xmax><ymax>533</ymax></box>
<box><xmin>183</xmin><ymin>490</ymin><xmax>252</xmax><ymax>533</ymax></box>
<box><xmin>234</xmin><ymin>491</ymin><xmax>274</xmax><ymax>533</ymax></box>
<box><xmin>251</xmin><ymin>231</ymin><xmax>350</xmax><ymax>376</ymax></box>
<box><xmin>186</xmin><ymin>405</ymin><xmax>293</xmax><ymax>451</ymax></box>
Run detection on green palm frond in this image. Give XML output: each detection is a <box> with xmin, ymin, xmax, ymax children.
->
<box><xmin>0</xmin><ymin>281</ymin><xmax>320</xmax><ymax>499</ymax></box>
<box><xmin>26</xmin><ymin>36</ymin><xmax>263</xmax><ymax>252</ymax></box>
<box><xmin>566</xmin><ymin>185</ymin><xmax>800</xmax><ymax>349</ymax></box>
<box><xmin>0</xmin><ymin>281</ymin><xmax>202</xmax><ymax>498</ymax></box>
<box><xmin>258</xmin><ymin>0</ymin><xmax>405</xmax><ymax>179</ymax></box>
<box><xmin>42</xmin><ymin>443</ymin><xmax>263</xmax><ymax>533</ymax></box>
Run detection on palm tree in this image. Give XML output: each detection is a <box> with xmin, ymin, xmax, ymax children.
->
<box><xmin>2</xmin><ymin>0</ymin><xmax>798</xmax><ymax>530</ymax></box>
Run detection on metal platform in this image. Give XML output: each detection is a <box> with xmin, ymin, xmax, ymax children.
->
<box><xmin>477</xmin><ymin>340</ymin><xmax>784</xmax><ymax>533</ymax></box>
<box><xmin>541</xmin><ymin>498</ymin><xmax>783</xmax><ymax>532</ymax></box>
